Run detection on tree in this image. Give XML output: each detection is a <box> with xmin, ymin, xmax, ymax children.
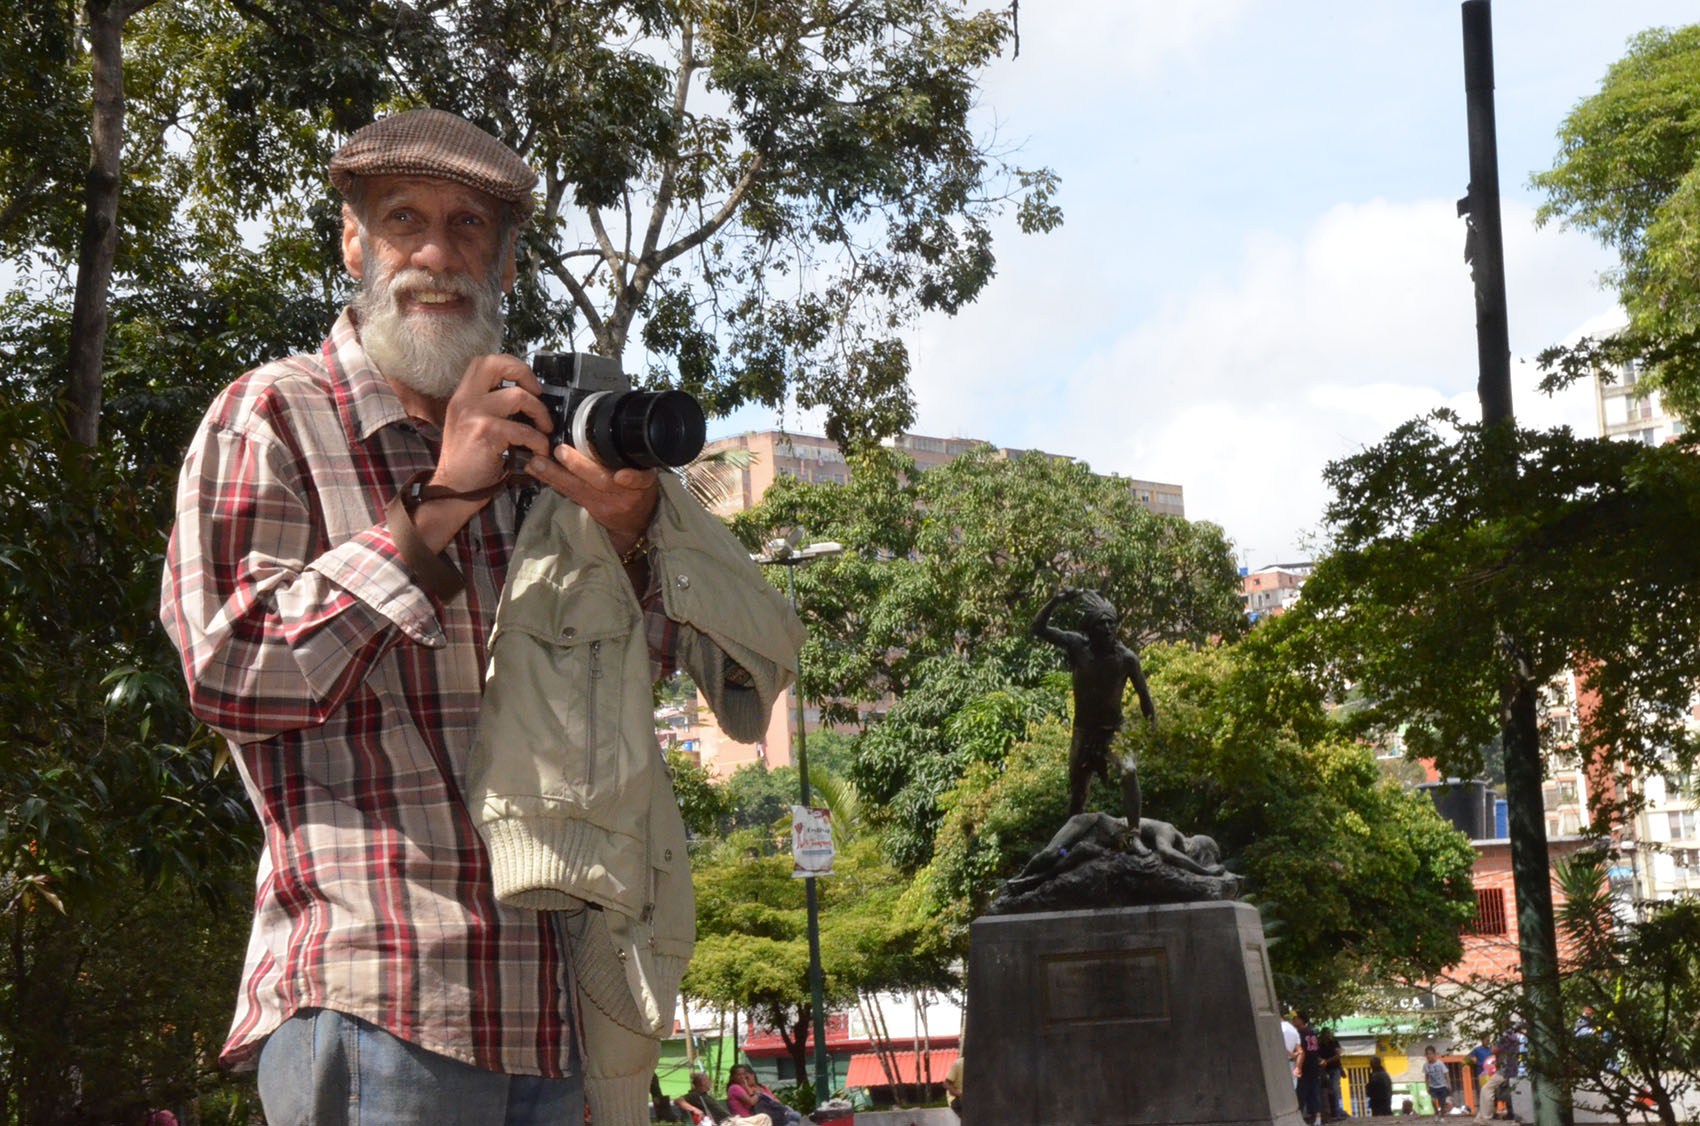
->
<box><xmin>915</xmin><ymin>637</ymin><xmax>1478</xmax><ymax>1018</ymax></box>
<box><xmin>684</xmin><ymin>830</ymin><xmax>951</xmax><ymax>1098</ymax></box>
<box><xmin>733</xmin><ymin>445</ymin><xmax>1246</xmax><ymax>869</ymax></box>
<box><xmin>1537</xmin><ymin>852</ymin><xmax>1699</xmax><ymax>1126</ymax></box>
<box><xmin>1532</xmin><ymin>25</ymin><xmax>1700</xmax><ymax>419</ymax></box>
<box><xmin>168</xmin><ymin>0</ymin><xmax>1060</xmax><ymax>446</ymax></box>
<box><xmin>1287</xmin><ymin>412</ymin><xmax>1700</xmax><ymax>801</ymax></box>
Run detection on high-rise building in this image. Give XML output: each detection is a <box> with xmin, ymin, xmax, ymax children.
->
<box><xmin>1591</xmin><ymin>360</ymin><xmax>1699</xmax><ymax>905</ymax></box>
<box><xmin>1594</xmin><ymin>358</ymin><xmax>1686</xmax><ymax>446</ymax></box>
<box><xmin>663</xmin><ymin>428</ymin><xmax>1187</xmax><ymax>777</ymax></box>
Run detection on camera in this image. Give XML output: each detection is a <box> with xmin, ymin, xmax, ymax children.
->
<box><xmin>523</xmin><ymin>352</ymin><xmax>706</xmax><ymax>470</ymax></box>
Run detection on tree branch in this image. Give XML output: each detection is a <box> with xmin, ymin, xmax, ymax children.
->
<box><xmin>653</xmin><ymin>153</ymin><xmax>767</xmax><ymax>267</ymax></box>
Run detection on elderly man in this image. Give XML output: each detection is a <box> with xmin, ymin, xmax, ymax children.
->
<box><xmin>161</xmin><ymin>109</ymin><xmax>800</xmax><ymax>1126</ymax></box>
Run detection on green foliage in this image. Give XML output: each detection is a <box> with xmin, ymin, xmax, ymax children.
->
<box><xmin>1288</xmin><ymin>411</ymin><xmax>1700</xmax><ymax>788</ymax></box>
<box><xmin>722</xmin><ymin>762</ymin><xmax>801</xmax><ymax>844</ymax></box>
<box><xmin>0</xmin><ymin>401</ymin><xmax>262</xmax><ymax>1120</ymax></box>
<box><xmin>1532</xmin><ymin>24</ymin><xmax>1700</xmax><ymax>418</ymax></box>
<box><xmin>1544</xmin><ymin>852</ymin><xmax>1700</xmax><ymax>1126</ymax></box>
<box><xmin>735</xmin><ymin>446</ymin><xmax>1245</xmax><ymax>870</ymax></box>
<box><xmin>1</xmin><ymin>876</ymin><xmax>257</xmax><ymax>1126</ymax></box>
<box><xmin>668</xmin><ymin>750</ymin><xmax>731</xmax><ymax>839</ymax></box>
<box><xmin>685</xmin><ymin>830</ymin><xmax>952</xmax><ymax>1088</ymax></box>
<box><xmin>918</xmin><ymin>638</ymin><xmax>1478</xmax><ymax>1019</ymax></box>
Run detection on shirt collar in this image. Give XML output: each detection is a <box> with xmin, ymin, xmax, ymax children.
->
<box><xmin>325</xmin><ymin>307</ymin><xmax>416</xmax><ymax>445</ymax></box>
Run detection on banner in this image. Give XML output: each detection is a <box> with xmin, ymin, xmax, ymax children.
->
<box><xmin>790</xmin><ymin>804</ymin><xmax>835</xmax><ymax>878</ymax></box>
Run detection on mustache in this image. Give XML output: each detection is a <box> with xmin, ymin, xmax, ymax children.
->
<box><xmin>380</xmin><ymin>267</ymin><xmax>485</xmax><ymax>304</ymax></box>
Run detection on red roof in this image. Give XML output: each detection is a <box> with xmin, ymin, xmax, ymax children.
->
<box><xmin>845</xmin><ymin>1048</ymin><xmax>959</xmax><ymax>1087</ymax></box>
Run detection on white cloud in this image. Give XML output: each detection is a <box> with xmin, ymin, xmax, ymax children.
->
<box><xmin>980</xmin><ymin>0</ymin><xmax>1253</xmax><ymax>112</ymax></box>
<box><xmin>905</xmin><ymin>197</ymin><xmax>1620</xmax><ymax>564</ymax></box>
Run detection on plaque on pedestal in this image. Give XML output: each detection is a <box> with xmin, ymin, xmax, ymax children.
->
<box><xmin>963</xmin><ymin>900</ymin><xmax>1302</xmax><ymax>1126</ymax></box>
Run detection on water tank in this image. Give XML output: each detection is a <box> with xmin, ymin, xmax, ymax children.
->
<box><xmin>1418</xmin><ymin>779</ymin><xmax>1492</xmax><ymax>840</ymax></box>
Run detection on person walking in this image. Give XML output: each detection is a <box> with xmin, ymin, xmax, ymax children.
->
<box><xmin>1423</xmin><ymin>1045</ymin><xmax>1453</xmax><ymax>1115</ymax></box>
<box><xmin>1294</xmin><ymin>1013</ymin><xmax>1327</xmax><ymax>1126</ymax></box>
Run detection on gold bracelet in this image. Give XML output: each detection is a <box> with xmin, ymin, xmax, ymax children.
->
<box><xmin>618</xmin><ymin>533</ymin><xmax>651</xmax><ymax>566</ymax></box>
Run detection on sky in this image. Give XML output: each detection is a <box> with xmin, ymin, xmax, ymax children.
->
<box><xmin>707</xmin><ymin>1</ymin><xmax>1695</xmax><ymax>566</ymax></box>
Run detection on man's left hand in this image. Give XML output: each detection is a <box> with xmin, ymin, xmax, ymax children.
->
<box><xmin>526</xmin><ymin>442</ymin><xmax>659</xmax><ymax>554</ymax></box>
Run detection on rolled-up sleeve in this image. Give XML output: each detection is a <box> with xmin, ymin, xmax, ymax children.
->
<box><xmin>160</xmin><ymin>417</ymin><xmax>442</xmax><ymax>745</ymax></box>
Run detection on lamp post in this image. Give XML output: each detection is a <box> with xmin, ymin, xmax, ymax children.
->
<box><xmin>755</xmin><ymin>536</ymin><xmax>843</xmax><ymax>1103</ymax></box>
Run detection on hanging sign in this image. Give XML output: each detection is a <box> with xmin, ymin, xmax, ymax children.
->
<box><xmin>790</xmin><ymin>805</ymin><xmax>835</xmax><ymax>878</ymax></box>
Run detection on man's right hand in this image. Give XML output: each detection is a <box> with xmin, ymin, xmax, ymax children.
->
<box><xmin>411</xmin><ymin>354</ymin><xmax>554</xmax><ymax>552</ymax></box>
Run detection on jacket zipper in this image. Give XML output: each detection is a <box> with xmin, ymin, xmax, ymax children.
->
<box><xmin>586</xmin><ymin>639</ymin><xmax>602</xmax><ymax>791</ymax></box>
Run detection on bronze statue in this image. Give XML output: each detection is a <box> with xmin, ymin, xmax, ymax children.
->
<box><xmin>1031</xmin><ymin>587</ymin><xmax>1154</xmax><ymax>820</ymax></box>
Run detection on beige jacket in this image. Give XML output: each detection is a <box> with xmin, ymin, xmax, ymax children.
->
<box><xmin>467</xmin><ymin>474</ymin><xmax>802</xmax><ymax>1126</ymax></box>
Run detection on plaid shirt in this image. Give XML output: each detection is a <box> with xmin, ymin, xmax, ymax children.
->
<box><xmin>160</xmin><ymin>310</ymin><xmax>674</xmax><ymax>1076</ymax></box>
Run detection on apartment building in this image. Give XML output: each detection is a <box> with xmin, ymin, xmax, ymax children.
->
<box><xmin>1240</xmin><ymin>561</ymin><xmax>1312</xmax><ymax>621</ymax></box>
<box><xmin>1594</xmin><ymin>358</ymin><xmax>1686</xmax><ymax>447</ymax></box>
<box><xmin>1591</xmin><ymin>360</ymin><xmax>1700</xmax><ymax>904</ymax></box>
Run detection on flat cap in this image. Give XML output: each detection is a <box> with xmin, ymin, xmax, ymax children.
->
<box><xmin>330</xmin><ymin>108</ymin><xmax>537</xmax><ymax>220</ymax></box>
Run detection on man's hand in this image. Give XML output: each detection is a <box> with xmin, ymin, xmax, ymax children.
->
<box><xmin>528</xmin><ymin>442</ymin><xmax>659</xmax><ymax>557</ymax></box>
<box><xmin>409</xmin><ymin>354</ymin><xmax>555</xmax><ymax>553</ymax></box>
<box><xmin>432</xmin><ymin>354</ymin><xmax>554</xmax><ymax>495</ymax></box>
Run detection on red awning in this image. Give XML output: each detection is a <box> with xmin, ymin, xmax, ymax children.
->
<box><xmin>845</xmin><ymin>1048</ymin><xmax>959</xmax><ymax>1087</ymax></box>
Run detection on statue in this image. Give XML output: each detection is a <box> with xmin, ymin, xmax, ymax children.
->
<box><xmin>1031</xmin><ymin>586</ymin><xmax>1154</xmax><ymax>821</ymax></box>
<box><xmin>996</xmin><ymin>586</ymin><xmax>1241</xmax><ymax>912</ymax></box>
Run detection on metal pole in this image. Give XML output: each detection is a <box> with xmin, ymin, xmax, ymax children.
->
<box><xmin>1459</xmin><ymin>7</ymin><xmax>1568</xmax><ymax>1126</ymax></box>
<box><xmin>786</xmin><ymin>563</ymin><xmax>832</xmax><ymax>1102</ymax></box>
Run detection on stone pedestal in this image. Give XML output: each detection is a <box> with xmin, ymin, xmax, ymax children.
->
<box><xmin>963</xmin><ymin>900</ymin><xmax>1301</xmax><ymax>1126</ymax></box>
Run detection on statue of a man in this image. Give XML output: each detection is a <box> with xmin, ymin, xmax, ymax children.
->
<box><xmin>1032</xmin><ymin>587</ymin><xmax>1155</xmax><ymax>820</ymax></box>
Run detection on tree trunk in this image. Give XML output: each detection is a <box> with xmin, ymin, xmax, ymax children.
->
<box><xmin>65</xmin><ymin>0</ymin><xmax>150</xmax><ymax>449</ymax></box>
<box><xmin>1501</xmin><ymin>663</ymin><xmax>1569</xmax><ymax>1126</ymax></box>
<box><xmin>1460</xmin><ymin>6</ymin><xmax>1569</xmax><ymax>1124</ymax></box>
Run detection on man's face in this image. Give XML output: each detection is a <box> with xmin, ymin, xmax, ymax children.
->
<box><xmin>343</xmin><ymin>175</ymin><xmax>516</xmax><ymax>399</ymax></box>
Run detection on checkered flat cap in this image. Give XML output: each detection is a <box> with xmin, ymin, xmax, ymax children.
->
<box><xmin>330</xmin><ymin>108</ymin><xmax>537</xmax><ymax>220</ymax></box>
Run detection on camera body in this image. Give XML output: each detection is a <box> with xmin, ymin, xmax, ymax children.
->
<box><xmin>529</xmin><ymin>352</ymin><xmax>706</xmax><ymax>470</ymax></box>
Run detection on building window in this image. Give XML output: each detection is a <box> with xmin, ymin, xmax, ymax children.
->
<box><xmin>1557</xmin><ymin>780</ymin><xmax>1579</xmax><ymax>806</ymax></box>
<box><xmin>1672</xmin><ymin>848</ymin><xmax>1700</xmax><ymax>877</ymax></box>
<box><xmin>1670</xmin><ymin>810</ymin><xmax>1699</xmax><ymax>840</ymax></box>
<box><xmin>1467</xmin><ymin>887</ymin><xmax>1508</xmax><ymax>935</ymax></box>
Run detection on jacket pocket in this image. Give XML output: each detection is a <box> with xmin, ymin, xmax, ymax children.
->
<box><xmin>480</xmin><ymin>563</ymin><xmax>635</xmax><ymax>806</ymax></box>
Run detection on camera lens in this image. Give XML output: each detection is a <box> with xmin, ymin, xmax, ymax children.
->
<box><xmin>577</xmin><ymin>389</ymin><xmax>706</xmax><ymax>469</ymax></box>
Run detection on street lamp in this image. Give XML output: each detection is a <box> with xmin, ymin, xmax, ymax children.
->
<box><xmin>754</xmin><ymin>535</ymin><xmax>843</xmax><ymax>1103</ymax></box>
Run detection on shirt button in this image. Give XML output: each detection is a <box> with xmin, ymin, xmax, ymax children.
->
<box><xmin>561</xmin><ymin>626</ymin><xmax>577</xmax><ymax>640</ymax></box>
<box><xmin>664</xmin><ymin>849</ymin><xmax>673</xmax><ymax>862</ymax></box>
<box><xmin>675</xmin><ymin>574</ymin><xmax>691</xmax><ymax>591</ymax></box>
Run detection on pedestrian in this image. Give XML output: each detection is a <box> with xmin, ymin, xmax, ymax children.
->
<box><xmin>1469</xmin><ymin>1033</ymin><xmax>1494</xmax><ymax>1089</ymax></box>
<box><xmin>945</xmin><ymin>1053</ymin><xmax>965</xmax><ymax>1119</ymax></box>
<box><xmin>1294</xmin><ymin>1012</ymin><xmax>1327</xmax><ymax>1126</ymax></box>
<box><xmin>160</xmin><ymin>108</ymin><xmax>802</xmax><ymax>1126</ymax></box>
<box><xmin>1319</xmin><ymin>1029</ymin><xmax>1347</xmax><ymax>1120</ymax></box>
<box><xmin>1365</xmin><ymin>1058</ymin><xmax>1394</xmax><ymax>1117</ymax></box>
<box><xmin>1423</xmin><ymin>1045</ymin><xmax>1453</xmax><ymax>1115</ymax></box>
<box><xmin>1283</xmin><ymin>1012</ymin><xmax>1303</xmax><ymax>1088</ymax></box>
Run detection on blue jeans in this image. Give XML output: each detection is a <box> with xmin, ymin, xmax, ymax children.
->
<box><xmin>257</xmin><ymin>1008</ymin><xmax>583</xmax><ymax>1126</ymax></box>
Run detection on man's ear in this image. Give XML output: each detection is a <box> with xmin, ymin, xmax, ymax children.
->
<box><xmin>341</xmin><ymin>205</ymin><xmax>364</xmax><ymax>281</ymax></box>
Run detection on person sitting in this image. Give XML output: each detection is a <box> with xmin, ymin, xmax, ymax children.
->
<box><xmin>727</xmin><ymin>1065</ymin><xmax>801</xmax><ymax>1126</ymax></box>
<box><xmin>676</xmin><ymin>1070</ymin><xmax>773</xmax><ymax>1126</ymax></box>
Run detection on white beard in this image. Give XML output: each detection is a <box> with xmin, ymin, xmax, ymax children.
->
<box><xmin>353</xmin><ymin>246</ymin><xmax>506</xmax><ymax>400</ymax></box>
